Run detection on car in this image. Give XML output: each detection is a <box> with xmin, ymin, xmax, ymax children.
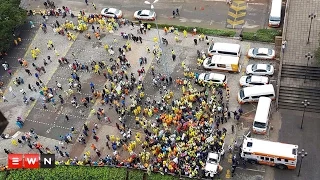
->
<box><xmin>198</xmin><ymin>73</ymin><xmax>227</xmax><ymax>86</ymax></box>
<box><xmin>134</xmin><ymin>10</ymin><xmax>156</xmax><ymax>21</ymax></box>
<box><xmin>205</xmin><ymin>152</ymin><xmax>222</xmax><ymax>178</ymax></box>
<box><xmin>239</xmin><ymin>75</ymin><xmax>269</xmax><ymax>87</ymax></box>
<box><xmin>247</xmin><ymin>48</ymin><xmax>275</xmax><ymax>60</ymax></box>
<box><xmin>246</xmin><ymin>64</ymin><xmax>274</xmax><ymax>76</ymax></box>
<box><xmin>101</xmin><ymin>8</ymin><xmax>123</xmax><ymax>18</ymax></box>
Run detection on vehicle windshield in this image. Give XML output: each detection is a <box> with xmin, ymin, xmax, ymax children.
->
<box><xmin>270</xmin><ymin>16</ymin><xmax>281</xmax><ymax>21</ymax></box>
<box><xmin>114</xmin><ymin>10</ymin><xmax>119</xmax><ymax>14</ymax></box>
<box><xmin>252</xmin><ymin>64</ymin><xmax>257</xmax><ymax>71</ymax></box>
<box><xmin>239</xmin><ymin>89</ymin><xmax>245</xmax><ymax>99</ymax></box>
<box><xmin>204</xmin><ymin>74</ymin><xmax>210</xmax><ymax>81</ymax></box>
<box><xmin>207</xmin><ymin>58</ymin><xmax>212</xmax><ymax>65</ymax></box>
<box><xmin>266</xmin><ymin>65</ymin><xmax>271</xmax><ymax>71</ymax></box>
<box><xmin>252</xmin><ymin>48</ymin><xmax>259</xmax><ymax>55</ymax></box>
<box><xmin>246</xmin><ymin>76</ymin><xmax>252</xmax><ymax>83</ymax></box>
<box><xmin>253</xmin><ymin>121</ymin><xmax>266</xmax><ymax>128</ymax></box>
<box><xmin>208</xmin><ymin>158</ymin><xmax>217</xmax><ymax>164</ymax></box>
<box><xmin>268</xmin><ymin>49</ymin><xmax>273</xmax><ymax>55</ymax></box>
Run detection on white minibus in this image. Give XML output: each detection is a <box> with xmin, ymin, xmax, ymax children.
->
<box><xmin>253</xmin><ymin>97</ymin><xmax>272</xmax><ymax>134</ymax></box>
<box><xmin>238</xmin><ymin>84</ymin><xmax>275</xmax><ymax>104</ymax></box>
<box><xmin>268</xmin><ymin>0</ymin><xmax>282</xmax><ymax>27</ymax></box>
<box><xmin>208</xmin><ymin>43</ymin><xmax>241</xmax><ymax>57</ymax></box>
<box><xmin>203</xmin><ymin>55</ymin><xmax>241</xmax><ymax>73</ymax></box>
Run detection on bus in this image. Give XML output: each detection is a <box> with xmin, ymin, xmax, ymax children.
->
<box><xmin>252</xmin><ymin>97</ymin><xmax>272</xmax><ymax>134</ymax></box>
<box><xmin>268</xmin><ymin>0</ymin><xmax>282</xmax><ymax>27</ymax></box>
<box><xmin>241</xmin><ymin>137</ymin><xmax>298</xmax><ymax>170</ymax></box>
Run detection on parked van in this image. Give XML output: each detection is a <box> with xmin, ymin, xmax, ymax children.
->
<box><xmin>208</xmin><ymin>43</ymin><xmax>241</xmax><ymax>57</ymax></box>
<box><xmin>203</xmin><ymin>55</ymin><xmax>241</xmax><ymax>73</ymax></box>
<box><xmin>238</xmin><ymin>84</ymin><xmax>275</xmax><ymax>104</ymax></box>
<box><xmin>253</xmin><ymin>97</ymin><xmax>272</xmax><ymax>134</ymax></box>
<box><xmin>268</xmin><ymin>0</ymin><xmax>282</xmax><ymax>27</ymax></box>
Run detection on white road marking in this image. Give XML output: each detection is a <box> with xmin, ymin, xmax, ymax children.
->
<box><xmin>247</xmin><ymin>3</ymin><xmax>265</xmax><ymax>6</ymax></box>
<box><xmin>179</xmin><ymin>18</ymin><xmax>188</xmax><ymax>22</ymax></box>
<box><xmin>236</xmin><ymin>167</ymin><xmax>266</xmax><ymax>173</ymax></box>
<box><xmin>242</xmin><ymin>21</ymin><xmax>260</xmax><ymax>29</ymax></box>
<box><xmin>191</xmin><ymin>19</ymin><xmax>202</xmax><ymax>23</ymax></box>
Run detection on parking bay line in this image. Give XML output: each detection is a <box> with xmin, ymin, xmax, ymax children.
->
<box><xmin>236</xmin><ymin>167</ymin><xmax>266</xmax><ymax>173</ymax></box>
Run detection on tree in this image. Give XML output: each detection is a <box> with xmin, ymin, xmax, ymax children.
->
<box><xmin>0</xmin><ymin>0</ymin><xmax>27</xmax><ymax>52</ymax></box>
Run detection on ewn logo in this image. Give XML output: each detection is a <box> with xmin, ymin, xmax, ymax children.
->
<box><xmin>8</xmin><ymin>154</ymin><xmax>55</xmax><ymax>169</ymax></box>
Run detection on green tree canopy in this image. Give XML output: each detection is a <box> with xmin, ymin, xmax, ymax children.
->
<box><xmin>0</xmin><ymin>0</ymin><xmax>27</xmax><ymax>52</ymax></box>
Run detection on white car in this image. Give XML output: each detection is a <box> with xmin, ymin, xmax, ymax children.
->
<box><xmin>198</xmin><ymin>73</ymin><xmax>227</xmax><ymax>86</ymax></box>
<box><xmin>247</xmin><ymin>48</ymin><xmax>275</xmax><ymax>60</ymax></box>
<box><xmin>101</xmin><ymin>8</ymin><xmax>123</xmax><ymax>18</ymax></box>
<box><xmin>239</xmin><ymin>75</ymin><xmax>269</xmax><ymax>87</ymax></box>
<box><xmin>205</xmin><ymin>152</ymin><xmax>222</xmax><ymax>178</ymax></box>
<box><xmin>246</xmin><ymin>64</ymin><xmax>274</xmax><ymax>76</ymax></box>
<box><xmin>134</xmin><ymin>10</ymin><xmax>156</xmax><ymax>21</ymax></box>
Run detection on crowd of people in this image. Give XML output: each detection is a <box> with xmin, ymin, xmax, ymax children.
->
<box><xmin>0</xmin><ymin>2</ymin><xmax>246</xmax><ymax>179</ymax></box>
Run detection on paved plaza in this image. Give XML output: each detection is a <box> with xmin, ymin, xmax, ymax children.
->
<box><xmin>0</xmin><ymin>12</ymin><xmax>276</xmax><ymax>179</ymax></box>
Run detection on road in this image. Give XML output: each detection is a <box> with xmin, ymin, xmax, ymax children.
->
<box><xmin>274</xmin><ymin>109</ymin><xmax>320</xmax><ymax>180</ymax></box>
<box><xmin>22</xmin><ymin>0</ymin><xmax>270</xmax><ymax>31</ymax></box>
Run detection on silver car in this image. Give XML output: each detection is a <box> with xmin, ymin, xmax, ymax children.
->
<box><xmin>247</xmin><ymin>48</ymin><xmax>275</xmax><ymax>60</ymax></box>
<box><xmin>134</xmin><ymin>10</ymin><xmax>156</xmax><ymax>21</ymax></box>
<box><xmin>246</xmin><ymin>64</ymin><xmax>274</xmax><ymax>76</ymax></box>
<box><xmin>101</xmin><ymin>8</ymin><xmax>123</xmax><ymax>18</ymax></box>
<box><xmin>239</xmin><ymin>75</ymin><xmax>269</xmax><ymax>87</ymax></box>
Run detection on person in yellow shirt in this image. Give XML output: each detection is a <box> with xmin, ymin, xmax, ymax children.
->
<box><xmin>183</xmin><ymin>30</ymin><xmax>187</xmax><ymax>38</ymax></box>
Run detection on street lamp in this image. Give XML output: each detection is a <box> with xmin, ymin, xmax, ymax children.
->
<box><xmin>300</xmin><ymin>100</ymin><xmax>310</xmax><ymax>129</ymax></box>
<box><xmin>144</xmin><ymin>0</ymin><xmax>168</xmax><ymax>75</ymax></box>
<box><xmin>297</xmin><ymin>149</ymin><xmax>308</xmax><ymax>177</ymax></box>
<box><xmin>307</xmin><ymin>13</ymin><xmax>316</xmax><ymax>44</ymax></box>
<box><xmin>304</xmin><ymin>52</ymin><xmax>313</xmax><ymax>82</ymax></box>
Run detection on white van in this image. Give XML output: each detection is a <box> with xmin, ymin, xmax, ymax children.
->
<box><xmin>268</xmin><ymin>0</ymin><xmax>282</xmax><ymax>27</ymax></box>
<box><xmin>238</xmin><ymin>84</ymin><xmax>275</xmax><ymax>104</ymax></box>
<box><xmin>203</xmin><ymin>55</ymin><xmax>241</xmax><ymax>73</ymax></box>
<box><xmin>208</xmin><ymin>43</ymin><xmax>241</xmax><ymax>57</ymax></box>
<box><xmin>253</xmin><ymin>97</ymin><xmax>272</xmax><ymax>134</ymax></box>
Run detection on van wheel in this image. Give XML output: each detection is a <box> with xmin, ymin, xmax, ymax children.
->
<box><xmin>276</xmin><ymin>164</ymin><xmax>287</xmax><ymax>170</ymax></box>
<box><xmin>248</xmin><ymin>160</ymin><xmax>257</xmax><ymax>164</ymax></box>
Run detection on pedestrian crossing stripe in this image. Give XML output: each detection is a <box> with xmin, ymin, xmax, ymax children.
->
<box><xmin>226</xmin><ymin>1</ymin><xmax>247</xmax><ymax>29</ymax></box>
<box><xmin>227</xmin><ymin>19</ymin><xmax>245</xmax><ymax>26</ymax></box>
<box><xmin>225</xmin><ymin>169</ymin><xmax>231</xmax><ymax>178</ymax></box>
<box><xmin>228</xmin><ymin>11</ymin><xmax>246</xmax><ymax>19</ymax></box>
<box><xmin>230</xmin><ymin>4</ymin><xmax>246</xmax><ymax>12</ymax></box>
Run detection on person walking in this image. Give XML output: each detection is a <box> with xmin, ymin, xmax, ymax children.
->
<box><xmin>83</xmin><ymin>123</ymin><xmax>89</xmax><ymax>131</ymax></box>
<box><xmin>95</xmin><ymin>148</ymin><xmax>101</xmax><ymax>157</ymax></box>
<box><xmin>92</xmin><ymin>2</ymin><xmax>97</xmax><ymax>10</ymax></box>
<box><xmin>25</xmin><ymin>69</ymin><xmax>32</xmax><ymax>76</ymax></box>
<box><xmin>106</xmin><ymin>141</ymin><xmax>110</xmax><ymax>149</ymax></box>
<box><xmin>65</xmin><ymin>115</ymin><xmax>69</xmax><ymax>121</ymax></box>
<box><xmin>85</xmin><ymin>0</ymin><xmax>88</xmax><ymax>5</ymax></box>
<box><xmin>2</xmin><ymin>96</ymin><xmax>8</xmax><ymax>102</ymax></box>
<box><xmin>83</xmin><ymin>129</ymin><xmax>88</xmax><ymax>136</ymax></box>
<box><xmin>233</xmin><ymin>111</ymin><xmax>238</xmax><ymax>119</ymax></box>
<box><xmin>93</xmin><ymin>135</ymin><xmax>99</xmax><ymax>142</ymax></box>
<box><xmin>172</xmin><ymin>54</ymin><xmax>176</xmax><ymax>61</ymax></box>
<box><xmin>65</xmin><ymin>152</ymin><xmax>70</xmax><ymax>158</ymax></box>
<box><xmin>105</xmin><ymin>116</ymin><xmax>111</xmax><ymax>123</ymax></box>
<box><xmin>238</xmin><ymin>108</ymin><xmax>243</xmax><ymax>116</ymax></box>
